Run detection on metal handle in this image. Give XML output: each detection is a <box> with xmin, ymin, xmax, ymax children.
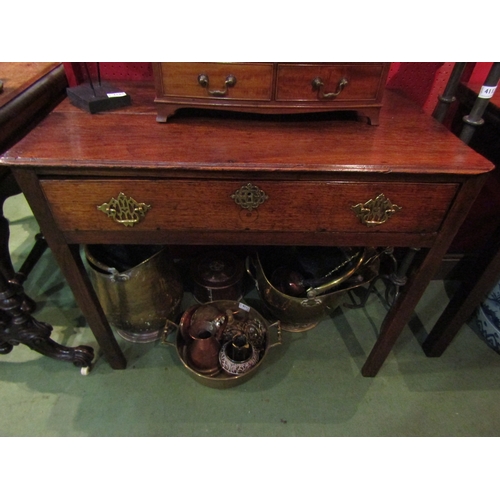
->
<box><xmin>312</xmin><ymin>76</ymin><xmax>348</xmax><ymax>99</ymax></box>
<box><xmin>305</xmin><ymin>250</ymin><xmax>366</xmax><ymax>299</ymax></box>
<box><xmin>267</xmin><ymin>320</ymin><xmax>282</xmax><ymax>349</ymax></box>
<box><xmin>351</xmin><ymin>193</ymin><xmax>402</xmax><ymax>227</ymax></box>
<box><xmin>84</xmin><ymin>245</ymin><xmax>130</xmax><ymax>282</ymax></box>
<box><xmin>245</xmin><ymin>255</ymin><xmax>259</xmax><ymax>288</ymax></box>
<box><xmin>198</xmin><ymin>73</ymin><xmax>237</xmax><ymax>96</ymax></box>
<box><xmin>97</xmin><ymin>192</ymin><xmax>151</xmax><ymax>227</ymax></box>
<box><xmin>160</xmin><ymin>319</ymin><xmax>179</xmax><ymax>347</ymax></box>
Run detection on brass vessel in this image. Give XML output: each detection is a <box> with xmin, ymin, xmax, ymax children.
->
<box><xmin>85</xmin><ymin>245</ymin><xmax>184</xmax><ymax>343</ymax></box>
<box><xmin>247</xmin><ymin>248</ymin><xmax>379</xmax><ymax>332</ymax></box>
<box><xmin>162</xmin><ymin>300</ymin><xmax>281</xmax><ymax>388</ymax></box>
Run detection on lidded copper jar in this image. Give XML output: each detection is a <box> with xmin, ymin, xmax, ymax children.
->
<box><xmin>190</xmin><ymin>250</ymin><xmax>244</xmax><ymax>303</ymax></box>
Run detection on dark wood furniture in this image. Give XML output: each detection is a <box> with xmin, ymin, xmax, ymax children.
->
<box><xmin>0</xmin><ymin>62</ymin><xmax>94</xmax><ymax>369</ymax></box>
<box><xmin>0</xmin><ymin>63</ymin><xmax>67</xmax><ymax>286</ymax></box>
<box><xmin>423</xmin><ymin>82</ymin><xmax>500</xmax><ymax>357</ymax></box>
<box><xmin>153</xmin><ymin>63</ymin><xmax>390</xmax><ymax>125</ymax></box>
<box><xmin>0</xmin><ymin>80</ymin><xmax>493</xmax><ymax>376</ymax></box>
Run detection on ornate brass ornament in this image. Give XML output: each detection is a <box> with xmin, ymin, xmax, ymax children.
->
<box><xmin>351</xmin><ymin>193</ymin><xmax>402</xmax><ymax>227</ymax></box>
<box><xmin>97</xmin><ymin>192</ymin><xmax>151</xmax><ymax>227</ymax></box>
<box><xmin>231</xmin><ymin>183</ymin><xmax>268</xmax><ymax>211</ymax></box>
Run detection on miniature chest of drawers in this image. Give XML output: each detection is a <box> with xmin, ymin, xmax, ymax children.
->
<box><xmin>153</xmin><ymin>63</ymin><xmax>390</xmax><ymax>125</ymax></box>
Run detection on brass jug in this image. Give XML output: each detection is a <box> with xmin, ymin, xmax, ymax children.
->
<box><xmin>84</xmin><ymin>245</ymin><xmax>184</xmax><ymax>343</ymax></box>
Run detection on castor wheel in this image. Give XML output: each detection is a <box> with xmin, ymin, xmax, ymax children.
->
<box><xmin>78</xmin><ymin>346</ymin><xmax>100</xmax><ymax>375</ymax></box>
<box><xmin>81</xmin><ymin>365</ymin><xmax>91</xmax><ymax>376</ymax></box>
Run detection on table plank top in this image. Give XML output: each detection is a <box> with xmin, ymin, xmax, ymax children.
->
<box><xmin>1</xmin><ymin>80</ymin><xmax>494</xmax><ymax>176</ymax></box>
<box><xmin>0</xmin><ymin>63</ymin><xmax>61</xmax><ymax>109</ymax></box>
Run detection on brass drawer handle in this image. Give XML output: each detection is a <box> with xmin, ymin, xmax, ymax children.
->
<box><xmin>97</xmin><ymin>192</ymin><xmax>151</xmax><ymax>227</ymax></box>
<box><xmin>198</xmin><ymin>73</ymin><xmax>237</xmax><ymax>96</ymax></box>
<box><xmin>312</xmin><ymin>76</ymin><xmax>348</xmax><ymax>99</ymax></box>
<box><xmin>351</xmin><ymin>193</ymin><xmax>401</xmax><ymax>227</ymax></box>
<box><xmin>231</xmin><ymin>183</ymin><xmax>268</xmax><ymax>211</ymax></box>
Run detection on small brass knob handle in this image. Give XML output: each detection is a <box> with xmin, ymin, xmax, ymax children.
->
<box><xmin>312</xmin><ymin>76</ymin><xmax>348</xmax><ymax>99</ymax></box>
<box><xmin>198</xmin><ymin>73</ymin><xmax>237</xmax><ymax>96</ymax></box>
<box><xmin>97</xmin><ymin>192</ymin><xmax>151</xmax><ymax>227</ymax></box>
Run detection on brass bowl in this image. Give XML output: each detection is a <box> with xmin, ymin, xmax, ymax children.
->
<box><xmin>162</xmin><ymin>300</ymin><xmax>281</xmax><ymax>388</ymax></box>
<box><xmin>247</xmin><ymin>248</ymin><xmax>380</xmax><ymax>332</ymax></box>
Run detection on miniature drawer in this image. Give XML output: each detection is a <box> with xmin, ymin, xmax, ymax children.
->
<box><xmin>40</xmin><ymin>179</ymin><xmax>458</xmax><ymax>235</ymax></box>
<box><xmin>275</xmin><ymin>63</ymin><xmax>386</xmax><ymax>102</ymax></box>
<box><xmin>153</xmin><ymin>62</ymin><xmax>390</xmax><ymax>125</ymax></box>
<box><xmin>155</xmin><ymin>63</ymin><xmax>274</xmax><ymax>101</ymax></box>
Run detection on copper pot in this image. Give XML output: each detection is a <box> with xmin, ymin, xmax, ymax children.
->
<box><xmin>190</xmin><ymin>251</ymin><xmax>244</xmax><ymax>303</ymax></box>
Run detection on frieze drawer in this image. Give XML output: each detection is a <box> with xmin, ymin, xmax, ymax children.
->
<box><xmin>40</xmin><ymin>179</ymin><xmax>458</xmax><ymax>235</ymax></box>
<box><xmin>153</xmin><ymin>62</ymin><xmax>390</xmax><ymax>125</ymax></box>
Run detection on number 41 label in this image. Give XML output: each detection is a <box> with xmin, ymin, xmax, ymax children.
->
<box><xmin>478</xmin><ymin>86</ymin><xmax>497</xmax><ymax>99</ymax></box>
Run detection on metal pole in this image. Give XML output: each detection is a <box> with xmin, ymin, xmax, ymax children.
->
<box><xmin>460</xmin><ymin>62</ymin><xmax>500</xmax><ymax>144</ymax></box>
<box><xmin>432</xmin><ymin>62</ymin><xmax>467</xmax><ymax>123</ymax></box>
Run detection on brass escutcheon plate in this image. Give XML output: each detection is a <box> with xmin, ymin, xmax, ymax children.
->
<box><xmin>231</xmin><ymin>183</ymin><xmax>268</xmax><ymax>211</ymax></box>
<box><xmin>351</xmin><ymin>193</ymin><xmax>401</xmax><ymax>227</ymax></box>
<box><xmin>97</xmin><ymin>192</ymin><xmax>151</xmax><ymax>227</ymax></box>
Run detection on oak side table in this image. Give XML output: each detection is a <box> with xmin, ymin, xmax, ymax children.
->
<box><xmin>0</xmin><ymin>80</ymin><xmax>493</xmax><ymax>376</ymax></box>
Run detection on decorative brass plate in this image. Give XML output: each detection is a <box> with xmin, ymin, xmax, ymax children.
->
<box><xmin>351</xmin><ymin>193</ymin><xmax>401</xmax><ymax>227</ymax></box>
<box><xmin>231</xmin><ymin>183</ymin><xmax>268</xmax><ymax>211</ymax></box>
<box><xmin>97</xmin><ymin>192</ymin><xmax>151</xmax><ymax>227</ymax></box>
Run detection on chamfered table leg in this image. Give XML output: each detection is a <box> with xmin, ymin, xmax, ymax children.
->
<box><xmin>12</xmin><ymin>168</ymin><xmax>127</xmax><ymax>370</ymax></box>
<box><xmin>361</xmin><ymin>174</ymin><xmax>489</xmax><ymax>376</ymax></box>
<box><xmin>361</xmin><ymin>247</ymin><xmax>436</xmax><ymax>377</ymax></box>
<box><xmin>50</xmin><ymin>243</ymin><xmax>128</xmax><ymax>369</ymax></box>
<box><xmin>423</xmin><ymin>223</ymin><xmax>500</xmax><ymax>357</ymax></box>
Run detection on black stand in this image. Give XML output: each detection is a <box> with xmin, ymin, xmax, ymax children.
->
<box><xmin>67</xmin><ymin>82</ymin><xmax>131</xmax><ymax>114</ymax></box>
<box><xmin>66</xmin><ymin>63</ymin><xmax>131</xmax><ymax>114</ymax></box>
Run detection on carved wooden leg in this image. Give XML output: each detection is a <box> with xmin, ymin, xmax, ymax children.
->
<box><xmin>0</xmin><ymin>170</ymin><xmax>42</xmax><ymax>313</ymax></box>
<box><xmin>0</xmin><ymin>171</ymin><xmax>20</xmax><ymax>282</ymax></box>
<box><xmin>0</xmin><ymin>271</ymin><xmax>94</xmax><ymax>368</ymax></box>
<box><xmin>0</xmin><ymin>311</ymin><xmax>14</xmax><ymax>354</ymax></box>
